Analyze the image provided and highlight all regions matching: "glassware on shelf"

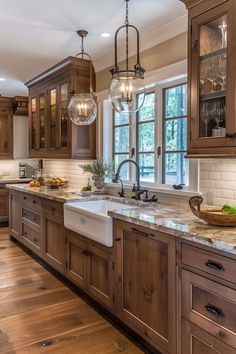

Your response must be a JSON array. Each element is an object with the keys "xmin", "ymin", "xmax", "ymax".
[
  {"xmin": 211, "ymin": 100, "xmax": 226, "ymax": 137},
  {"xmin": 201, "ymin": 102, "xmax": 212, "ymax": 137},
  {"xmin": 219, "ymin": 23, "xmax": 227, "ymax": 49},
  {"xmin": 218, "ymin": 56, "xmax": 227, "ymax": 90}
]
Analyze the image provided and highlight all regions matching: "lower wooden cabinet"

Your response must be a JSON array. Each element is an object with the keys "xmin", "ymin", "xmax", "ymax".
[
  {"xmin": 9, "ymin": 191, "xmax": 22, "ymax": 239},
  {"xmin": 114, "ymin": 220, "xmax": 176, "ymax": 354},
  {"xmin": 179, "ymin": 241, "xmax": 236, "ymax": 354},
  {"xmin": 66, "ymin": 230, "xmax": 114, "ymax": 309},
  {"xmin": 182, "ymin": 319, "xmax": 236, "ymax": 354},
  {"xmin": 43, "ymin": 212, "xmax": 66, "ymax": 273},
  {"xmin": 66, "ymin": 231, "xmax": 87, "ymax": 289},
  {"xmin": 0, "ymin": 185, "xmax": 9, "ymax": 222}
]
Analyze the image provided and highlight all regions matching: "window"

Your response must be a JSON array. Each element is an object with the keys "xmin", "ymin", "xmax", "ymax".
[
  {"xmin": 137, "ymin": 92, "xmax": 155, "ymax": 183},
  {"xmin": 163, "ymin": 84, "xmax": 188, "ymax": 185},
  {"xmin": 113, "ymin": 111, "xmax": 130, "ymax": 180},
  {"xmin": 109, "ymin": 78, "xmax": 197, "ymax": 191}
]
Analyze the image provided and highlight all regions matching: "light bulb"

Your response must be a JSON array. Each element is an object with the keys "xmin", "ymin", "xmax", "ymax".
[
  {"xmin": 109, "ymin": 73, "xmax": 145, "ymax": 114},
  {"xmin": 68, "ymin": 93, "xmax": 97, "ymax": 125}
]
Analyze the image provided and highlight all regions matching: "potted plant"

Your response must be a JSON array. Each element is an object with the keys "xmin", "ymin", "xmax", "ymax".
[{"xmin": 81, "ymin": 159, "xmax": 114, "ymax": 190}]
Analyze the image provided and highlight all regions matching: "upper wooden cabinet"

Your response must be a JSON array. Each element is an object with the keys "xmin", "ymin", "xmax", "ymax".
[
  {"xmin": 0, "ymin": 97, "xmax": 13, "ymax": 159},
  {"xmin": 25, "ymin": 57, "xmax": 96, "ymax": 159},
  {"xmin": 181, "ymin": 0, "xmax": 236, "ymax": 157}
]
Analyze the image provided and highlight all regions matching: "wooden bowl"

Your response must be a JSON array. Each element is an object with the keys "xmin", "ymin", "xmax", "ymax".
[{"xmin": 189, "ymin": 196, "xmax": 236, "ymax": 227}]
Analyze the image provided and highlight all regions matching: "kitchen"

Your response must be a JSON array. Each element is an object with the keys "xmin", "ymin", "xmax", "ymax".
[{"xmin": 0, "ymin": 0, "xmax": 235, "ymax": 353}]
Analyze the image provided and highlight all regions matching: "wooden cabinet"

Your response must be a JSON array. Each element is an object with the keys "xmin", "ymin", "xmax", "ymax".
[
  {"xmin": 26, "ymin": 56, "xmax": 96, "ymax": 159},
  {"xmin": 179, "ymin": 240, "xmax": 236, "ymax": 353},
  {"xmin": 0, "ymin": 185, "xmax": 9, "ymax": 222},
  {"xmin": 66, "ymin": 230, "xmax": 114, "ymax": 309},
  {"xmin": 9, "ymin": 191, "xmax": 22, "ymax": 239},
  {"xmin": 181, "ymin": 0, "xmax": 236, "ymax": 157},
  {"xmin": 114, "ymin": 220, "xmax": 176, "ymax": 354},
  {"xmin": 182, "ymin": 318, "xmax": 236, "ymax": 354},
  {"xmin": 0, "ymin": 97, "xmax": 13, "ymax": 159},
  {"xmin": 43, "ymin": 212, "xmax": 66, "ymax": 273}
]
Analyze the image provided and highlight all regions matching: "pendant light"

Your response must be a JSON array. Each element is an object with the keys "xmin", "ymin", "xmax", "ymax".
[
  {"xmin": 68, "ymin": 30, "xmax": 97, "ymax": 125},
  {"xmin": 109, "ymin": 0, "xmax": 145, "ymax": 114}
]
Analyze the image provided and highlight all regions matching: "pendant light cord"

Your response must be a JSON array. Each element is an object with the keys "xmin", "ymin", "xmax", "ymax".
[{"xmin": 125, "ymin": 0, "xmax": 129, "ymax": 72}]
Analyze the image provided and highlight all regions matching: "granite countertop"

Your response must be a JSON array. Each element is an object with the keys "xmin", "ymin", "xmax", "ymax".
[
  {"xmin": 107, "ymin": 199, "xmax": 236, "ymax": 256},
  {"xmin": 6, "ymin": 184, "xmax": 236, "ymax": 255},
  {"xmin": 6, "ymin": 183, "xmax": 89, "ymax": 202},
  {"xmin": 0, "ymin": 178, "xmax": 31, "ymax": 184}
]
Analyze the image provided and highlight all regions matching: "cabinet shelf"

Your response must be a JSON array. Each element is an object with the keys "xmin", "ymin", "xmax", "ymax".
[
  {"xmin": 200, "ymin": 90, "xmax": 226, "ymax": 101},
  {"xmin": 200, "ymin": 47, "xmax": 227, "ymax": 61}
]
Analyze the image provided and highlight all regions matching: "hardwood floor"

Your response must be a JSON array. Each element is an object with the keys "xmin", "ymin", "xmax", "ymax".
[{"xmin": 0, "ymin": 231, "xmax": 144, "ymax": 354}]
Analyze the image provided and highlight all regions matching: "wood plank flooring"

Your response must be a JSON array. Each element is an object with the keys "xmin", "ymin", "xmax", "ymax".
[{"xmin": 0, "ymin": 231, "xmax": 144, "ymax": 354}]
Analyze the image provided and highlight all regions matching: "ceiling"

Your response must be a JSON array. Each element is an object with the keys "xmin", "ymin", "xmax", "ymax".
[{"xmin": 0, "ymin": 0, "xmax": 187, "ymax": 97}]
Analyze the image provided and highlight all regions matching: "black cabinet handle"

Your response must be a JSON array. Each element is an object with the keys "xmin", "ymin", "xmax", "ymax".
[
  {"xmin": 81, "ymin": 250, "xmax": 91, "ymax": 256},
  {"xmin": 33, "ymin": 238, "xmax": 38, "ymax": 242},
  {"xmin": 131, "ymin": 227, "xmax": 155, "ymax": 238},
  {"xmin": 205, "ymin": 303, "xmax": 224, "ymax": 317},
  {"xmin": 24, "ymin": 196, "xmax": 27, "ymax": 200},
  {"xmin": 131, "ymin": 227, "xmax": 149, "ymax": 237},
  {"xmin": 33, "ymin": 200, "xmax": 36, "ymax": 204},
  {"xmin": 205, "ymin": 260, "xmax": 225, "ymax": 271},
  {"xmin": 226, "ymin": 133, "xmax": 236, "ymax": 139},
  {"xmin": 51, "ymin": 207, "xmax": 55, "ymax": 212},
  {"xmin": 24, "ymin": 232, "xmax": 27, "ymax": 236}
]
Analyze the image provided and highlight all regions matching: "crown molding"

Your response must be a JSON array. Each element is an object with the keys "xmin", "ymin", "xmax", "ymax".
[{"xmin": 179, "ymin": 0, "xmax": 204, "ymax": 9}]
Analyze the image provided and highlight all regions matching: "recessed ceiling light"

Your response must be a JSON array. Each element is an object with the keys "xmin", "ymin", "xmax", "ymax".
[
  {"xmin": 0, "ymin": 78, "xmax": 5, "ymax": 81},
  {"xmin": 100, "ymin": 32, "xmax": 111, "ymax": 38}
]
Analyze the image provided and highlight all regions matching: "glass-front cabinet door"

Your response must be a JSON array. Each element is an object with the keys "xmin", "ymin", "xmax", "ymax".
[
  {"xmin": 30, "ymin": 97, "xmax": 37, "ymax": 151},
  {"xmin": 39, "ymin": 94, "xmax": 46, "ymax": 150},
  {"xmin": 49, "ymin": 88, "xmax": 57, "ymax": 150},
  {"xmin": 59, "ymin": 82, "xmax": 69, "ymax": 150},
  {"xmin": 190, "ymin": 1, "xmax": 236, "ymax": 150}
]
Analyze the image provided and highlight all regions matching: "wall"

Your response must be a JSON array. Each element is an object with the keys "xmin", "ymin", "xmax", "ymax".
[
  {"xmin": 43, "ymin": 160, "xmax": 92, "ymax": 190},
  {"xmin": 0, "ymin": 159, "xmax": 38, "ymax": 179},
  {"xmin": 200, "ymin": 160, "xmax": 236, "ymax": 206},
  {"xmin": 96, "ymin": 32, "xmax": 187, "ymax": 92}
]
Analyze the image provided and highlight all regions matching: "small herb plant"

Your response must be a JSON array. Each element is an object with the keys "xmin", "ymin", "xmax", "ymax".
[{"xmin": 81, "ymin": 160, "xmax": 114, "ymax": 179}]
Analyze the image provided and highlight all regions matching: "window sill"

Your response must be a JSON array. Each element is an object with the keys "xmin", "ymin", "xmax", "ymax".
[{"xmin": 104, "ymin": 182, "xmax": 201, "ymax": 200}]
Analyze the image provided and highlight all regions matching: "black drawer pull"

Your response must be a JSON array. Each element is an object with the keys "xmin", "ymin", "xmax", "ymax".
[
  {"xmin": 81, "ymin": 250, "xmax": 91, "ymax": 256},
  {"xmin": 205, "ymin": 303, "xmax": 224, "ymax": 317},
  {"xmin": 131, "ymin": 227, "xmax": 155, "ymax": 238},
  {"xmin": 24, "ymin": 231, "xmax": 27, "ymax": 236},
  {"xmin": 33, "ymin": 238, "xmax": 38, "ymax": 242},
  {"xmin": 33, "ymin": 200, "xmax": 36, "ymax": 204},
  {"xmin": 205, "ymin": 260, "xmax": 225, "ymax": 271},
  {"xmin": 51, "ymin": 207, "xmax": 55, "ymax": 212},
  {"xmin": 24, "ymin": 196, "xmax": 27, "ymax": 200}
]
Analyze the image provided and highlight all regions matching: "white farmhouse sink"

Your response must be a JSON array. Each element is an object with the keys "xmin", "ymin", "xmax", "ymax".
[{"xmin": 64, "ymin": 200, "xmax": 137, "ymax": 247}]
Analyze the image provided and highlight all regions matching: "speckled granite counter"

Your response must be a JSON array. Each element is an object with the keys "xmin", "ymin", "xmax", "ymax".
[
  {"xmin": 108, "ymin": 202, "xmax": 236, "ymax": 256},
  {"xmin": 6, "ymin": 184, "xmax": 236, "ymax": 255},
  {"xmin": 6, "ymin": 184, "xmax": 89, "ymax": 203},
  {"xmin": 0, "ymin": 178, "xmax": 31, "ymax": 184}
]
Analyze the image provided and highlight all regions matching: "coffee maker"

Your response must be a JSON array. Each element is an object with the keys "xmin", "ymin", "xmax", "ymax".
[{"xmin": 19, "ymin": 162, "xmax": 27, "ymax": 178}]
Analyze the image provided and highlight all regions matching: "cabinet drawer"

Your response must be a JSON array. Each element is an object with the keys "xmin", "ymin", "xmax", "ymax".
[
  {"xmin": 42, "ymin": 199, "xmax": 63, "ymax": 218},
  {"xmin": 22, "ymin": 223, "xmax": 41, "ymax": 249},
  {"xmin": 182, "ymin": 269, "xmax": 236, "ymax": 348},
  {"xmin": 182, "ymin": 243, "xmax": 236, "ymax": 284},
  {"xmin": 21, "ymin": 193, "xmax": 41, "ymax": 209},
  {"xmin": 22, "ymin": 207, "xmax": 40, "ymax": 226},
  {"xmin": 182, "ymin": 318, "xmax": 236, "ymax": 354}
]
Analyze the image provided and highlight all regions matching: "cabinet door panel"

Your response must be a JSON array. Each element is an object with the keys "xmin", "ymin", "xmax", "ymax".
[
  {"xmin": 9, "ymin": 192, "xmax": 22, "ymax": 239},
  {"xmin": 115, "ymin": 221, "xmax": 176, "ymax": 353},
  {"xmin": 87, "ymin": 244, "xmax": 113, "ymax": 309},
  {"xmin": 0, "ymin": 110, "xmax": 12, "ymax": 159},
  {"xmin": 43, "ymin": 213, "xmax": 65, "ymax": 273},
  {"xmin": 66, "ymin": 231, "xmax": 87, "ymax": 289},
  {"xmin": 189, "ymin": 1, "xmax": 236, "ymax": 152}
]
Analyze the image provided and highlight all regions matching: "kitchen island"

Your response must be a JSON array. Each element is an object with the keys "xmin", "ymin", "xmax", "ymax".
[{"xmin": 7, "ymin": 184, "xmax": 236, "ymax": 354}]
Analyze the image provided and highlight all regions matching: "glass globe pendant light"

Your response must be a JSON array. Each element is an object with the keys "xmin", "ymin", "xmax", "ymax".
[
  {"xmin": 109, "ymin": 0, "xmax": 145, "ymax": 114},
  {"xmin": 68, "ymin": 30, "xmax": 97, "ymax": 125}
]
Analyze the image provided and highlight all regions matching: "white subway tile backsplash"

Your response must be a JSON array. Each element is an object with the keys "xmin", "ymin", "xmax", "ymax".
[{"xmin": 200, "ymin": 159, "xmax": 236, "ymax": 206}]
